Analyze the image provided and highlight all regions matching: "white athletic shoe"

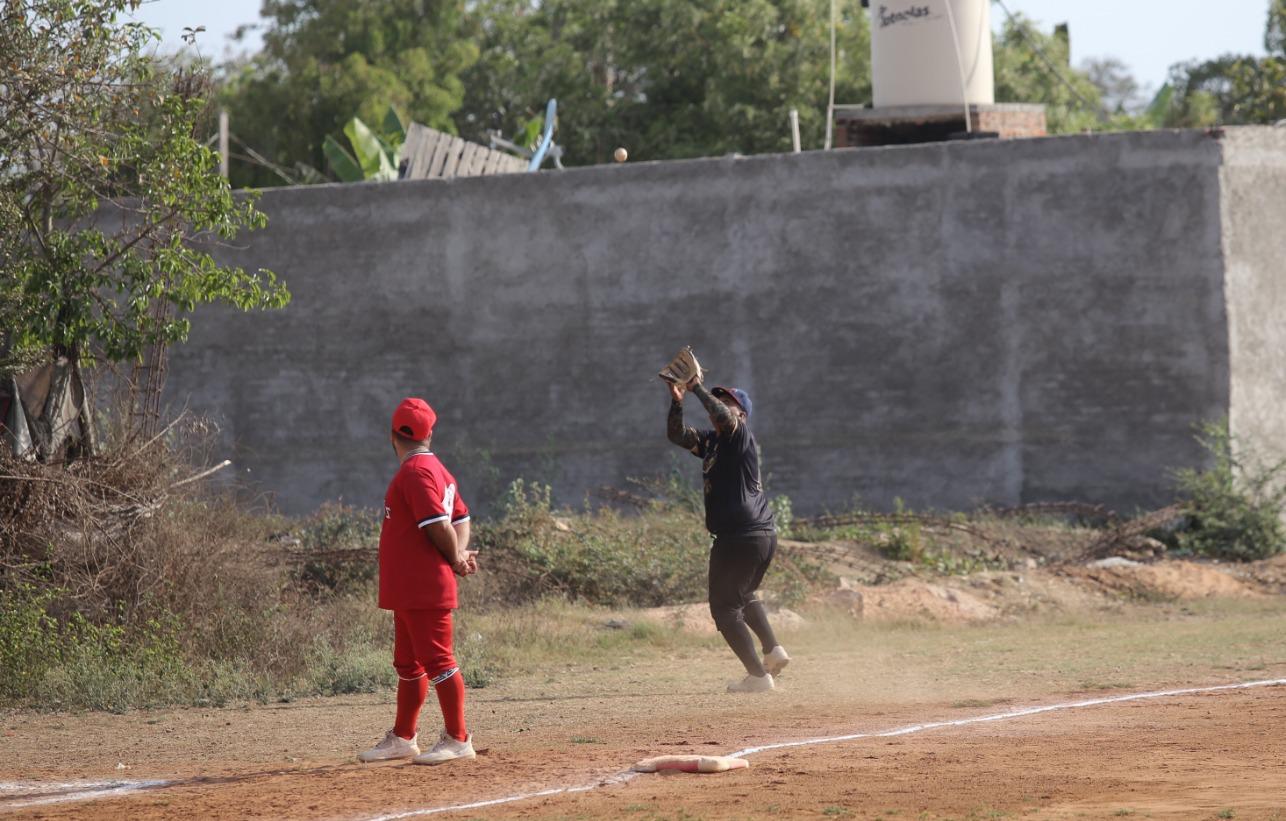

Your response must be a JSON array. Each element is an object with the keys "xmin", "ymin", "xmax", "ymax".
[
  {"xmin": 727, "ymin": 673, "xmax": 775, "ymax": 693},
  {"xmin": 413, "ymin": 730, "xmax": 476, "ymax": 765},
  {"xmin": 763, "ymin": 645, "xmax": 791, "ymax": 676},
  {"xmin": 358, "ymin": 729, "xmax": 419, "ymax": 763}
]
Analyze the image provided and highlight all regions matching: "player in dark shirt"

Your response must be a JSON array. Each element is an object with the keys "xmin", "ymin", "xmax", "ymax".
[{"xmin": 667, "ymin": 373, "xmax": 790, "ymax": 693}]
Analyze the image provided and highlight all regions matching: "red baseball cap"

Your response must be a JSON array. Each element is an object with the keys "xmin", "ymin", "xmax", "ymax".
[{"xmin": 392, "ymin": 397, "xmax": 436, "ymax": 440}]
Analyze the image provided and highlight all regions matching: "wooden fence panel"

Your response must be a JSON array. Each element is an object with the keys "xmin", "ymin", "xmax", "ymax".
[{"xmin": 401, "ymin": 123, "xmax": 528, "ymax": 180}]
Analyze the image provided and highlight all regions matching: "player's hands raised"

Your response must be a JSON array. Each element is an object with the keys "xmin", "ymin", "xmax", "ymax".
[
  {"xmin": 658, "ymin": 346, "xmax": 702, "ymax": 393},
  {"xmin": 669, "ymin": 381, "xmax": 686, "ymax": 402}
]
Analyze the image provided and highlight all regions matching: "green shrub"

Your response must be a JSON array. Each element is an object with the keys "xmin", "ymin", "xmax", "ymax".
[
  {"xmin": 0, "ymin": 585, "xmax": 193, "ymax": 711},
  {"xmin": 769, "ymin": 494, "xmax": 794, "ymax": 537},
  {"xmin": 874, "ymin": 502, "xmax": 925, "ymax": 562},
  {"xmin": 0, "ymin": 584, "xmax": 61, "ymax": 699},
  {"xmin": 291, "ymin": 503, "xmax": 381, "ymax": 594},
  {"xmin": 1175, "ymin": 422, "xmax": 1286, "ymax": 562},
  {"xmin": 475, "ymin": 479, "xmax": 709, "ymax": 607},
  {"xmin": 302, "ymin": 639, "xmax": 392, "ymax": 696}
]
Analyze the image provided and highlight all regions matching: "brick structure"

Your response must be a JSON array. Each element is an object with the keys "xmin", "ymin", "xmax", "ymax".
[{"xmin": 835, "ymin": 103, "xmax": 1047, "ymax": 148}]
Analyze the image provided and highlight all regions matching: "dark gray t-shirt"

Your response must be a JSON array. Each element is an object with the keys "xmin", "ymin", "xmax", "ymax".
[{"xmin": 693, "ymin": 423, "xmax": 775, "ymax": 538}]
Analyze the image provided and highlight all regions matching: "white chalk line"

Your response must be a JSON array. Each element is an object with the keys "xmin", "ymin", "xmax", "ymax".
[
  {"xmin": 2, "ymin": 679, "xmax": 1280, "ymax": 817},
  {"xmin": 360, "ymin": 773, "xmax": 638, "ymax": 821},
  {"xmin": 730, "ymin": 677, "xmax": 1286, "ymax": 756},
  {"xmin": 358, "ymin": 677, "xmax": 1286, "ymax": 821},
  {"xmin": 0, "ymin": 779, "xmax": 173, "ymax": 810}
]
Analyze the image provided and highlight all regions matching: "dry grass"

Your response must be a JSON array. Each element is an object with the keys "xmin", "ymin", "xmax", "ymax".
[
  {"xmin": 0, "ymin": 415, "xmax": 398, "ymax": 710},
  {"xmin": 0, "ymin": 428, "xmax": 725, "ymax": 710},
  {"xmin": 3, "ymin": 414, "xmax": 1280, "ymax": 714}
]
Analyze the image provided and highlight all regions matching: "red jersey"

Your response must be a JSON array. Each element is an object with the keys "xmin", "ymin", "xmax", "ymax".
[{"xmin": 378, "ymin": 452, "xmax": 470, "ymax": 610}]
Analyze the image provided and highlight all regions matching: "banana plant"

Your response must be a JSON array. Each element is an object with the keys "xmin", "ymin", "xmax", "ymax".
[{"xmin": 323, "ymin": 106, "xmax": 407, "ymax": 182}]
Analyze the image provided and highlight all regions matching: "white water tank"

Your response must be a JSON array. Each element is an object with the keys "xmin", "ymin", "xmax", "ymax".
[{"xmin": 870, "ymin": 0, "xmax": 995, "ymax": 107}]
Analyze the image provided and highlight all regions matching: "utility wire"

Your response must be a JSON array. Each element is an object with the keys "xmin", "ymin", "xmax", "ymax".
[
  {"xmin": 227, "ymin": 133, "xmax": 300, "ymax": 185},
  {"xmin": 993, "ymin": 0, "xmax": 1108, "ymax": 123}
]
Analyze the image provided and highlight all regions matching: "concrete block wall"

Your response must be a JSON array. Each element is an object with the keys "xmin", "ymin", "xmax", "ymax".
[
  {"xmin": 164, "ymin": 128, "xmax": 1286, "ymax": 516},
  {"xmin": 1221, "ymin": 128, "xmax": 1286, "ymax": 473}
]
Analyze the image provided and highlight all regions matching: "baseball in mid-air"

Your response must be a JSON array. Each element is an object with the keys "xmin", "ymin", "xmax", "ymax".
[{"xmin": 614, "ymin": 147, "xmax": 628, "ymax": 163}]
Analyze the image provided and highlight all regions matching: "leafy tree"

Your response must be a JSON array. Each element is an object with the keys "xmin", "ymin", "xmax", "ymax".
[
  {"xmin": 1161, "ymin": 56, "xmax": 1285, "ymax": 127},
  {"xmin": 455, "ymin": 0, "xmax": 871, "ymax": 166},
  {"xmin": 1267, "ymin": 0, "xmax": 1286, "ymax": 55},
  {"xmin": 991, "ymin": 12, "xmax": 1107, "ymax": 133},
  {"xmin": 1159, "ymin": 0, "xmax": 1286, "ymax": 127},
  {"xmin": 1081, "ymin": 56, "xmax": 1148, "ymax": 116},
  {"xmin": 218, "ymin": 0, "xmax": 479, "ymax": 187},
  {"xmin": 1163, "ymin": 55, "xmax": 1286, "ymax": 127},
  {"xmin": 324, "ymin": 107, "xmax": 407, "ymax": 182},
  {"xmin": 0, "ymin": 0, "xmax": 288, "ymax": 459}
]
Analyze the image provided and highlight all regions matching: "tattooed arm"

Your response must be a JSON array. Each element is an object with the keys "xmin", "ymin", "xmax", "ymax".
[
  {"xmin": 666, "ymin": 383, "xmax": 701, "ymax": 451},
  {"xmin": 691, "ymin": 383, "xmax": 739, "ymax": 437}
]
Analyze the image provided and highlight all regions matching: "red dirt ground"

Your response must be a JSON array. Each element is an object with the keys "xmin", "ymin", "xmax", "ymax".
[
  {"xmin": 7, "ymin": 593, "xmax": 1286, "ymax": 820},
  {"xmin": 2, "ymin": 681, "xmax": 1283, "ymax": 820}
]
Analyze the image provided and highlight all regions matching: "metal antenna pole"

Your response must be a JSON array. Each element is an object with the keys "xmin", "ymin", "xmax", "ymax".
[
  {"xmin": 824, "ymin": 0, "xmax": 837, "ymax": 149},
  {"xmin": 942, "ymin": 0, "xmax": 973, "ymax": 133},
  {"xmin": 218, "ymin": 109, "xmax": 230, "ymax": 178}
]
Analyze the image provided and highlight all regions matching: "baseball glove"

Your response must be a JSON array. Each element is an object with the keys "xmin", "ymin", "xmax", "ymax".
[{"xmin": 658, "ymin": 345, "xmax": 703, "ymax": 386}]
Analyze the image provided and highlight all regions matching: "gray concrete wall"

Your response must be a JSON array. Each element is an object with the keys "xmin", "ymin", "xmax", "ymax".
[
  {"xmin": 167, "ymin": 129, "xmax": 1256, "ymax": 516},
  {"xmin": 1221, "ymin": 128, "xmax": 1286, "ymax": 471}
]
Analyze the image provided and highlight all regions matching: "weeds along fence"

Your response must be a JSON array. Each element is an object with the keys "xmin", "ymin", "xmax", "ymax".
[
  {"xmin": 0, "ymin": 415, "xmax": 393, "ymax": 711},
  {"xmin": 3, "ymin": 414, "xmax": 1282, "ymax": 711},
  {"xmin": 0, "ymin": 414, "xmax": 240, "ymax": 621}
]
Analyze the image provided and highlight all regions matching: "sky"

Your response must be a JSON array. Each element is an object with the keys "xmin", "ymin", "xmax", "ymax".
[{"xmin": 132, "ymin": 0, "xmax": 1271, "ymax": 93}]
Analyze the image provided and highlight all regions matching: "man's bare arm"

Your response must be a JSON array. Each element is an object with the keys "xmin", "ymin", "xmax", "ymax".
[
  {"xmin": 691, "ymin": 383, "xmax": 738, "ymax": 437},
  {"xmin": 422, "ymin": 518, "xmax": 462, "ymax": 565},
  {"xmin": 452, "ymin": 518, "xmax": 478, "ymax": 575},
  {"xmin": 452, "ymin": 518, "xmax": 471, "ymax": 553}
]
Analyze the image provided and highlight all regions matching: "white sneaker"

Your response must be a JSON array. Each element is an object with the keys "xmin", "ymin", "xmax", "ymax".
[
  {"xmin": 413, "ymin": 730, "xmax": 476, "ymax": 765},
  {"xmin": 763, "ymin": 645, "xmax": 791, "ymax": 676},
  {"xmin": 358, "ymin": 729, "xmax": 419, "ymax": 762},
  {"xmin": 727, "ymin": 673, "xmax": 775, "ymax": 693}
]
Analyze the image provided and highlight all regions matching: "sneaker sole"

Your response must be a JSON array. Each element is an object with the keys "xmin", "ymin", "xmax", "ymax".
[
  {"xmin": 726, "ymin": 682, "xmax": 775, "ymax": 693},
  {"xmin": 764, "ymin": 657, "xmax": 790, "ymax": 676}
]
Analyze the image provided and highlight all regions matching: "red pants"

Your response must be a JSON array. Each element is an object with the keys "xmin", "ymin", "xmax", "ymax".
[
  {"xmin": 392, "ymin": 609, "xmax": 467, "ymax": 741},
  {"xmin": 393, "ymin": 608, "xmax": 458, "ymax": 681}
]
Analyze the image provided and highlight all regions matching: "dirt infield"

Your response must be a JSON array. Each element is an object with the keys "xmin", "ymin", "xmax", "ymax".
[{"xmin": 4, "ymin": 603, "xmax": 1286, "ymax": 820}]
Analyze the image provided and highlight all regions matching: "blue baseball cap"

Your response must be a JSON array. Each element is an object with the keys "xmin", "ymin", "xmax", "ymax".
[{"xmin": 711, "ymin": 386, "xmax": 752, "ymax": 420}]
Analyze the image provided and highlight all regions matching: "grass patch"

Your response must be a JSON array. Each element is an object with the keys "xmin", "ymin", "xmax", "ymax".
[
  {"xmin": 0, "ymin": 432, "xmax": 727, "ymax": 711},
  {"xmin": 473, "ymin": 479, "xmax": 709, "ymax": 608},
  {"xmin": 781, "ymin": 597, "xmax": 1286, "ymax": 705},
  {"xmin": 5, "ymin": 415, "xmax": 1284, "ymax": 714},
  {"xmin": 454, "ymin": 598, "xmax": 707, "ymax": 681}
]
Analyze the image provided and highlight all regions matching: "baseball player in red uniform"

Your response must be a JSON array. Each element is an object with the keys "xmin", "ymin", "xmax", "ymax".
[{"xmin": 359, "ymin": 397, "xmax": 479, "ymax": 765}]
